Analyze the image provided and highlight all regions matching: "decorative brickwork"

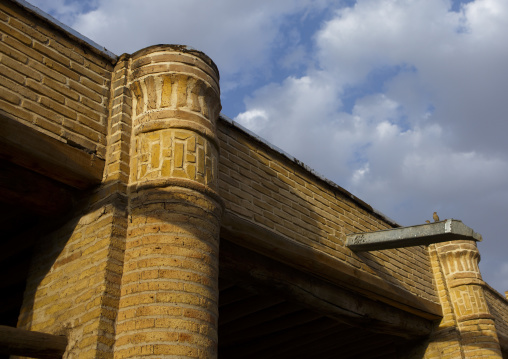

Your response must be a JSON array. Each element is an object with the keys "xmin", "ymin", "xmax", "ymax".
[
  {"xmin": 424, "ymin": 241, "xmax": 503, "ymax": 358},
  {"xmin": 113, "ymin": 45, "xmax": 223, "ymax": 359},
  {"xmin": 2, "ymin": 1, "xmax": 508, "ymax": 358},
  {"xmin": 132, "ymin": 129, "xmax": 217, "ymax": 189}
]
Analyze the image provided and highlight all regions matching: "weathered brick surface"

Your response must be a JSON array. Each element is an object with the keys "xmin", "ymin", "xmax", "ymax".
[
  {"xmin": 132, "ymin": 128, "xmax": 217, "ymax": 187},
  {"xmin": 114, "ymin": 46, "xmax": 222, "ymax": 358},
  {"xmin": 485, "ymin": 285, "xmax": 508, "ymax": 346},
  {"xmin": 422, "ymin": 241, "xmax": 503, "ymax": 358},
  {"xmin": 217, "ymin": 120, "xmax": 438, "ymax": 303},
  {"xmin": 0, "ymin": 1, "xmax": 113, "ymax": 158},
  {"xmin": 18, "ymin": 201, "xmax": 127, "ymax": 359},
  {"xmin": 15, "ymin": 12, "xmax": 129, "ymax": 358},
  {"xmin": 116, "ymin": 189, "xmax": 221, "ymax": 359},
  {"xmin": 6, "ymin": 1, "xmax": 508, "ymax": 358}
]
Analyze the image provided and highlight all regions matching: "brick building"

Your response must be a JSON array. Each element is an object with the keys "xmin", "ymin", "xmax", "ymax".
[{"xmin": 0, "ymin": 0, "xmax": 507, "ymax": 358}]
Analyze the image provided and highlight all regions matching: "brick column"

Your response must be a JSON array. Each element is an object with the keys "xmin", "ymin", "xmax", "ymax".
[
  {"xmin": 426, "ymin": 240, "xmax": 502, "ymax": 358},
  {"xmin": 114, "ymin": 45, "xmax": 223, "ymax": 358}
]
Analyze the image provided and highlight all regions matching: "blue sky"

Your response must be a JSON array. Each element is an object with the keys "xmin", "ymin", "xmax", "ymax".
[{"xmin": 29, "ymin": 0, "xmax": 508, "ymax": 294}]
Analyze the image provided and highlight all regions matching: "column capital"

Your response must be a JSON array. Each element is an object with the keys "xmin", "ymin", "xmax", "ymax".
[
  {"xmin": 436, "ymin": 240, "xmax": 482, "ymax": 282},
  {"xmin": 126, "ymin": 45, "xmax": 222, "ymax": 196},
  {"xmin": 129, "ymin": 44, "xmax": 220, "ymax": 138}
]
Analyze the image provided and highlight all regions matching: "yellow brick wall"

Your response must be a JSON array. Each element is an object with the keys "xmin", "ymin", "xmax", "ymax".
[
  {"xmin": 217, "ymin": 119, "xmax": 438, "ymax": 304},
  {"xmin": 15, "ymin": 16, "xmax": 129, "ymax": 359},
  {"xmin": 18, "ymin": 201, "xmax": 127, "ymax": 358},
  {"xmin": 422, "ymin": 241, "xmax": 504, "ymax": 358},
  {"xmin": 0, "ymin": 0, "xmax": 113, "ymax": 159},
  {"xmin": 485, "ymin": 285, "xmax": 508, "ymax": 350},
  {"xmin": 114, "ymin": 45, "xmax": 223, "ymax": 359},
  {"xmin": 116, "ymin": 189, "xmax": 221, "ymax": 358},
  {"xmin": 422, "ymin": 243, "xmax": 466, "ymax": 358},
  {"xmin": 5, "ymin": 1, "xmax": 508, "ymax": 358},
  {"xmin": 16, "ymin": 66, "xmax": 131, "ymax": 355}
]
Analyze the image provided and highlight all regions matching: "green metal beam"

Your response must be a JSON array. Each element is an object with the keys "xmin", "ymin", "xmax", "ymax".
[{"xmin": 346, "ymin": 219, "xmax": 482, "ymax": 252}]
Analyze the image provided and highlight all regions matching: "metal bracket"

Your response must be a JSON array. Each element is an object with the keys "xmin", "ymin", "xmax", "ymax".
[{"xmin": 346, "ymin": 219, "xmax": 482, "ymax": 252}]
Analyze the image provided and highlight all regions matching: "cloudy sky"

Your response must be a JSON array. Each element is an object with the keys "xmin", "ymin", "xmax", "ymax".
[{"xmin": 28, "ymin": 0, "xmax": 508, "ymax": 294}]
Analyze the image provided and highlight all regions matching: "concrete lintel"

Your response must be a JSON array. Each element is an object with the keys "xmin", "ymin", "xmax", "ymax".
[{"xmin": 346, "ymin": 219, "xmax": 482, "ymax": 252}]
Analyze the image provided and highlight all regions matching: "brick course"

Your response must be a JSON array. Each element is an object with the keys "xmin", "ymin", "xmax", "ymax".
[
  {"xmin": 0, "ymin": 1, "xmax": 112, "ymax": 158},
  {"xmin": 422, "ymin": 241, "xmax": 504, "ymax": 358},
  {"xmin": 112, "ymin": 46, "xmax": 223, "ymax": 358},
  {"xmin": 3, "ymin": 1, "xmax": 508, "ymax": 358},
  {"xmin": 218, "ymin": 120, "xmax": 438, "ymax": 304}
]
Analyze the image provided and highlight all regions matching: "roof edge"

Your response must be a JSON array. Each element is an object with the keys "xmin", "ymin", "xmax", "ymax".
[
  {"xmin": 484, "ymin": 281, "xmax": 508, "ymax": 303},
  {"xmin": 8, "ymin": 0, "xmax": 118, "ymax": 63},
  {"xmin": 219, "ymin": 113, "xmax": 400, "ymax": 228}
]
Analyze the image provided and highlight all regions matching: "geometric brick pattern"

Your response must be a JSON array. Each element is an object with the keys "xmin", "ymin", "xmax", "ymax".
[
  {"xmin": 115, "ymin": 45, "xmax": 222, "ymax": 358},
  {"xmin": 451, "ymin": 284, "xmax": 490, "ymax": 320},
  {"xmin": 131, "ymin": 73, "xmax": 219, "ymax": 126},
  {"xmin": 4, "ymin": 2, "xmax": 508, "ymax": 358},
  {"xmin": 438, "ymin": 244, "xmax": 481, "ymax": 279},
  {"xmin": 132, "ymin": 129, "xmax": 217, "ymax": 190},
  {"xmin": 425, "ymin": 241, "xmax": 503, "ymax": 358}
]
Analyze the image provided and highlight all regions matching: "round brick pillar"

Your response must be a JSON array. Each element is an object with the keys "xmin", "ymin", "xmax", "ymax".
[
  {"xmin": 435, "ymin": 240, "xmax": 502, "ymax": 358},
  {"xmin": 115, "ymin": 45, "xmax": 222, "ymax": 358}
]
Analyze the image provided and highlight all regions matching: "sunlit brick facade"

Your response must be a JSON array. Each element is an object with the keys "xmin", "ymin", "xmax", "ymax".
[{"xmin": 0, "ymin": 1, "xmax": 506, "ymax": 358}]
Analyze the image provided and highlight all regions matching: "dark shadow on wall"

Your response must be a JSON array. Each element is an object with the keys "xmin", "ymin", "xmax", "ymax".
[
  {"xmin": 217, "ymin": 118, "xmax": 438, "ymax": 312},
  {"xmin": 7, "ymin": 117, "xmax": 447, "ymax": 358},
  {"xmin": 215, "ymin": 119, "xmax": 441, "ymax": 358},
  {"xmin": 12, "ymin": 178, "xmax": 128, "ymax": 346}
]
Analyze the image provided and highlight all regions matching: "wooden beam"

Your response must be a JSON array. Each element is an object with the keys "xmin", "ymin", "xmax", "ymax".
[
  {"xmin": 0, "ymin": 115, "xmax": 104, "ymax": 189},
  {"xmin": 221, "ymin": 317, "xmax": 340, "ymax": 359},
  {"xmin": 219, "ymin": 294, "xmax": 284, "ymax": 325},
  {"xmin": 0, "ymin": 160, "xmax": 75, "ymax": 215},
  {"xmin": 219, "ymin": 285, "xmax": 256, "ymax": 307},
  {"xmin": 0, "ymin": 325, "xmax": 67, "ymax": 359},
  {"xmin": 220, "ymin": 239, "xmax": 434, "ymax": 339},
  {"xmin": 219, "ymin": 301, "xmax": 302, "ymax": 339},
  {"xmin": 220, "ymin": 308, "xmax": 320, "ymax": 347},
  {"xmin": 220, "ymin": 210, "xmax": 442, "ymax": 320}
]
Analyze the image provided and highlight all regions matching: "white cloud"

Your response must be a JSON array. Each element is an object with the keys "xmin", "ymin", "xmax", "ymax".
[
  {"xmin": 30, "ymin": 0, "xmax": 508, "ymax": 293},
  {"xmin": 316, "ymin": 0, "xmax": 508, "ymax": 155},
  {"xmin": 235, "ymin": 109, "xmax": 269, "ymax": 134},
  {"xmin": 235, "ymin": 0, "xmax": 508, "ymax": 292},
  {"xmin": 30, "ymin": 0, "xmax": 331, "ymax": 93},
  {"xmin": 28, "ymin": 0, "xmax": 99, "ymax": 25},
  {"xmin": 59, "ymin": 0, "xmax": 327, "ymax": 89}
]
